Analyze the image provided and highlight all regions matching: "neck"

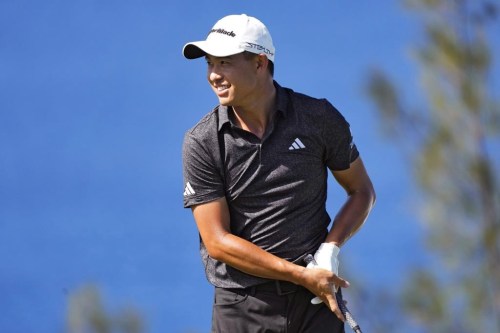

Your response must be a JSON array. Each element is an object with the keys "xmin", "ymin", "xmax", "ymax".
[{"xmin": 232, "ymin": 79, "xmax": 276, "ymax": 139}]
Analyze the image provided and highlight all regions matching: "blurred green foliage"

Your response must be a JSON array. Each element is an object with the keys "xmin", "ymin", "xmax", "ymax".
[
  {"xmin": 66, "ymin": 285, "xmax": 144, "ymax": 333},
  {"xmin": 367, "ymin": 0, "xmax": 500, "ymax": 332}
]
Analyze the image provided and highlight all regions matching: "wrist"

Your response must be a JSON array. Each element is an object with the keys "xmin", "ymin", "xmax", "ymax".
[
  {"xmin": 317, "ymin": 242, "xmax": 340, "ymax": 257},
  {"xmin": 289, "ymin": 264, "xmax": 308, "ymax": 285},
  {"xmin": 314, "ymin": 243, "xmax": 340, "ymax": 275}
]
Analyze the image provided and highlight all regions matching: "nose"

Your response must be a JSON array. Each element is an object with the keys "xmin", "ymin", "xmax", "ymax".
[{"xmin": 208, "ymin": 65, "xmax": 223, "ymax": 83}]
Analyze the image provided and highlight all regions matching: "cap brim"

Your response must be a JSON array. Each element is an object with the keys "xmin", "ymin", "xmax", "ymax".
[{"xmin": 182, "ymin": 41, "xmax": 244, "ymax": 59}]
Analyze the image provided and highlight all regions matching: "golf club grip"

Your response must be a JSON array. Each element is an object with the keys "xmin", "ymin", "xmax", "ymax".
[{"xmin": 336, "ymin": 292, "xmax": 362, "ymax": 333}]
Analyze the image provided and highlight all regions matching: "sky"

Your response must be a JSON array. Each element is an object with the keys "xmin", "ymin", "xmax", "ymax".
[{"xmin": 0, "ymin": 1, "xmax": 467, "ymax": 332}]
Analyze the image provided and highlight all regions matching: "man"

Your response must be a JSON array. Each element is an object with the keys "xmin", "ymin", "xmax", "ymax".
[{"xmin": 182, "ymin": 14, "xmax": 375, "ymax": 333}]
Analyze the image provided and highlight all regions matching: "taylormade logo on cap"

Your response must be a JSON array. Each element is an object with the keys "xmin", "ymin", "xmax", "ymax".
[
  {"xmin": 182, "ymin": 14, "xmax": 275, "ymax": 62},
  {"xmin": 209, "ymin": 28, "xmax": 236, "ymax": 37}
]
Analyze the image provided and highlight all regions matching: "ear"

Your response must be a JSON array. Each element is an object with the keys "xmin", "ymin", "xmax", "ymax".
[{"xmin": 256, "ymin": 54, "xmax": 269, "ymax": 73}]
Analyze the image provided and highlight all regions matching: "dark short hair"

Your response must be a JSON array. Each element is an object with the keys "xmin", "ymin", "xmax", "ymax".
[{"xmin": 243, "ymin": 51, "xmax": 274, "ymax": 77}]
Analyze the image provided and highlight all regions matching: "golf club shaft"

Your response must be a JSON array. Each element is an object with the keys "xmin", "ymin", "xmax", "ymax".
[
  {"xmin": 336, "ymin": 290, "xmax": 362, "ymax": 333},
  {"xmin": 304, "ymin": 254, "xmax": 363, "ymax": 333}
]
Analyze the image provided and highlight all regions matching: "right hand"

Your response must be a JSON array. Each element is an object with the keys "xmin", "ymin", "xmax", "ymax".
[{"xmin": 299, "ymin": 265, "xmax": 349, "ymax": 321}]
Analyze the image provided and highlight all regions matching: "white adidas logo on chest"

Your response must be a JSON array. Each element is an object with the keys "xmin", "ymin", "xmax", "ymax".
[{"xmin": 288, "ymin": 138, "xmax": 306, "ymax": 150}]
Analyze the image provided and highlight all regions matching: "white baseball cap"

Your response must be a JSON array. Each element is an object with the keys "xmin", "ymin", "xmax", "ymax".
[{"xmin": 182, "ymin": 14, "xmax": 275, "ymax": 62}]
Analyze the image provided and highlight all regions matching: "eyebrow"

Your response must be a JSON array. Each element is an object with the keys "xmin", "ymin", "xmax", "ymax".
[{"xmin": 205, "ymin": 55, "xmax": 234, "ymax": 61}]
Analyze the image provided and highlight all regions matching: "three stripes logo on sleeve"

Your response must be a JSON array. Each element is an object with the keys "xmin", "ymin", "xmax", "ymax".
[{"xmin": 183, "ymin": 182, "xmax": 195, "ymax": 196}]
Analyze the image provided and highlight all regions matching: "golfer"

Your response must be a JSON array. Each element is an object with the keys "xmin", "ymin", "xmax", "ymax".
[{"xmin": 182, "ymin": 14, "xmax": 376, "ymax": 333}]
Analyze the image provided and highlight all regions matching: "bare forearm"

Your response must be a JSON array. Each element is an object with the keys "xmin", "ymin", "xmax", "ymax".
[
  {"xmin": 207, "ymin": 232, "xmax": 306, "ymax": 284},
  {"xmin": 325, "ymin": 188, "xmax": 375, "ymax": 246}
]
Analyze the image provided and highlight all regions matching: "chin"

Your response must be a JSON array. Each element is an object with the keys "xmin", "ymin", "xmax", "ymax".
[{"xmin": 218, "ymin": 98, "xmax": 232, "ymax": 106}]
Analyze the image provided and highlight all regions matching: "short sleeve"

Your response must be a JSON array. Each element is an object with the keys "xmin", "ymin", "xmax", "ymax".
[
  {"xmin": 322, "ymin": 100, "xmax": 359, "ymax": 171},
  {"xmin": 182, "ymin": 131, "xmax": 225, "ymax": 208}
]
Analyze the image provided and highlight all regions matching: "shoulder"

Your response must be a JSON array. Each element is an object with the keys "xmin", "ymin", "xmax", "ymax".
[
  {"xmin": 284, "ymin": 87, "xmax": 346, "ymax": 122},
  {"xmin": 185, "ymin": 106, "xmax": 220, "ymax": 137},
  {"xmin": 287, "ymin": 88, "xmax": 324, "ymax": 106},
  {"xmin": 183, "ymin": 106, "xmax": 223, "ymax": 146},
  {"xmin": 182, "ymin": 106, "xmax": 223, "ymax": 158}
]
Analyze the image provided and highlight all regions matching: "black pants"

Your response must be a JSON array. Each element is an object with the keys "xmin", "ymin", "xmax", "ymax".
[{"xmin": 211, "ymin": 280, "xmax": 345, "ymax": 333}]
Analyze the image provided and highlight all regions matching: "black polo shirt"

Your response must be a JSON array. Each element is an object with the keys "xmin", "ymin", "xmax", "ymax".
[{"xmin": 182, "ymin": 82, "xmax": 359, "ymax": 288}]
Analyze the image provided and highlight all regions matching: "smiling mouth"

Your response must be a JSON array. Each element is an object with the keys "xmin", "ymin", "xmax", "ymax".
[
  {"xmin": 216, "ymin": 85, "xmax": 229, "ymax": 92},
  {"xmin": 214, "ymin": 84, "xmax": 230, "ymax": 97}
]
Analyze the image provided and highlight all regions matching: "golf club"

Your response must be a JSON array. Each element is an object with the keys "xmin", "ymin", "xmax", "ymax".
[{"xmin": 304, "ymin": 254, "xmax": 362, "ymax": 333}]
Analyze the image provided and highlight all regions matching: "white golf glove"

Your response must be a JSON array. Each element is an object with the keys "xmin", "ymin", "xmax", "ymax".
[{"xmin": 306, "ymin": 242, "xmax": 340, "ymax": 304}]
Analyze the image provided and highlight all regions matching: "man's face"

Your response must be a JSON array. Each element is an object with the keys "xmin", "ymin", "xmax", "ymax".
[{"xmin": 205, "ymin": 53, "xmax": 259, "ymax": 108}]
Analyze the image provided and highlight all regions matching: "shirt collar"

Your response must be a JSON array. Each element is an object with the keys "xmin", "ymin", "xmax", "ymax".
[
  {"xmin": 274, "ymin": 81, "xmax": 289, "ymax": 118},
  {"xmin": 217, "ymin": 81, "xmax": 290, "ymax": 132}
]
